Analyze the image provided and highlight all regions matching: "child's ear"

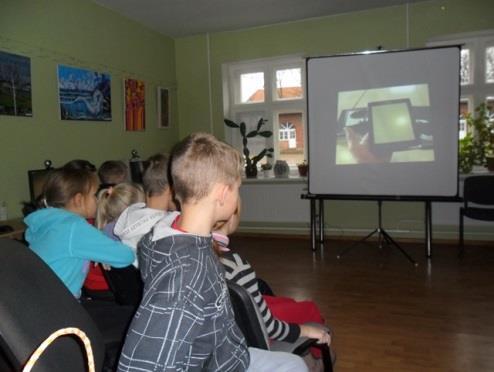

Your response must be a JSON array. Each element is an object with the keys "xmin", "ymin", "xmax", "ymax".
[
  {"xmin": 216, "ymin": 183, "xmax": 229, "ymax": 206},
  {"xmin": 72, "ymin": 192, "xmax": 84, "ymax": 208}
]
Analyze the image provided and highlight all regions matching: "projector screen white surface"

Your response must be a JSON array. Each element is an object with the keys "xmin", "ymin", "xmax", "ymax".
[{"xmin": 307, "ymin": 47, "xmax": 460, "ymax": 197}]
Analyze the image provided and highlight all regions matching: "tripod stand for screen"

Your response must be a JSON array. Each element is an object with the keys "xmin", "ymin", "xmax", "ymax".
[{"xmin": 336, "ymin": 200, "xmax": 418, "ymax": 266}]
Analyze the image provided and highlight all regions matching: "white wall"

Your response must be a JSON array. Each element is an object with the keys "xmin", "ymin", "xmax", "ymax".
[{"xmin": 239, "ymin": 174, "xmax": 494, "ymax": 241}]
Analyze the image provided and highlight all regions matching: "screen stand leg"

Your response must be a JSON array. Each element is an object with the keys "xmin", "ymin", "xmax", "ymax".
[{"xmin": 336, "ymin": 200, "xmax": 418, "ymax": 266}]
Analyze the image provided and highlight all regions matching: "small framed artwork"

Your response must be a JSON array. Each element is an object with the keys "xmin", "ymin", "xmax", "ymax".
[
  {"xmin": 124, "ymin": 78, "xmax": 145, "ymax": 131},
  {"xmin": 58, "ymin": 64, "xmax": 112, "ymax": 121},
  {"xmin": 157, "ymin": 87, "xmax": 170, "ymax": 128},
  {"xmin": 0, "ymin": 50, "xmax": 32, "ymax": 117}
]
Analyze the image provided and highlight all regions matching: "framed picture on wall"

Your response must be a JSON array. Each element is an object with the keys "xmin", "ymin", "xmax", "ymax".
[
  {"xmin": 0, "ymin": 50, "xmax": 32, "ymax": 117},
  {"xmin": 157, "ymin": 87, "xmax": 170, "ymax": 128},
  {"xmin": 58, "ymin": 64, "xmax": 112, "ymax": 121},
  {"xmin": 124, "ymin": 78, "xmax": 145, "ymax": 131}
]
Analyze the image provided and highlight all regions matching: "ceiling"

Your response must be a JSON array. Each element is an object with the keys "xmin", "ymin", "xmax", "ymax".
[{"xmin": 92, "ymin": 0, "xmax": 426, "ymax": 38}]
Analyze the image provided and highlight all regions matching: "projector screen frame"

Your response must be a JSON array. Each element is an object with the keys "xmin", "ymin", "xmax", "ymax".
[{"xmin": 305, "ymin": 45, "xmax": 461, "ymax": 201}]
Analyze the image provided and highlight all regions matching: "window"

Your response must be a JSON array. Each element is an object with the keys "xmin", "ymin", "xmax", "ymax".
[
  {"xmin": 279, "ymin": 121, "xmax": 297, "ymax": 149},
  {"xmin": 486, "ymin": 47, "xmax": 494, "ymax": 83},
  {"xmin": 428, "ymin": 31, "xmax": 494, "ymax": 138},
  {"xmin": 224, "ymin": 57, "xmax": 306, "ymax": 172},
  {"xmin": 460, "ymin": 49, "xmax": 472, "ymax": 85},
  {"xmin": 240, "ymin": 72, "xmax": 264, "ymax": 103},
  {"xmin": 459, "ymin": 98, "xmax": 471, "ymax": 139}
]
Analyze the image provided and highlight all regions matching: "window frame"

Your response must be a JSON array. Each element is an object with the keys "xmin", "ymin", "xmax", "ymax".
[
  {"xmin": 223, "ymin": 56, "xmax": 307, "ymax": 173},
  {"xmin": 428, "ymin": 30, "xmax": 494, "ymax": 137}
]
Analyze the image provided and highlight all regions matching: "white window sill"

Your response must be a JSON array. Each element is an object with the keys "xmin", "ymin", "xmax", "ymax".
[
  {"xmin": 242, "ymin": 175, "xmax": 307, "ymax": 185},
  {"xmin": 459, "ymin": 166, "xmax": 494, "ymax": 180}
]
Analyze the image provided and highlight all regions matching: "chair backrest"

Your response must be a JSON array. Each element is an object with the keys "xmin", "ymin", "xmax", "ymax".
[
  {"xmin": 463, "ymin": 175, "xmax": 494, "ymax": 206},
  {"xmin": 0, "ymin": 239, "xmax": 105, "ymax": 372},
  {"xmin": 102, "ymin": 264, "xmax": 143, "ymax": 307},
  {"xmin": 226, "ymin": 281, "xmax": 270, "ymax": 350},
  {"xmin": 227, "ymin": 280, "xmax": 334, "ymax": 372}
]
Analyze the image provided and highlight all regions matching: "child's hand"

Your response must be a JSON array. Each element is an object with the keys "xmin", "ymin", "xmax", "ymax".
[{"xmin": 299, "ymin": 324, "xmax": 331, "ymax": 346}]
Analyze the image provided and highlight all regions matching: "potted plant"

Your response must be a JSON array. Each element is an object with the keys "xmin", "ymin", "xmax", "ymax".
[
  {"xmin": 260, "ymin": 162, "xmax": 273, "ymax": 178},
  {"xmin": 459, "ymin": 103, "xmax": 494, "ymax": 173},
  {"xmin": 297, "ymin": 160, "xmax": 309, "ymax": 177},
  {"xmin": 224, "ymin": 118, "xmax": 274, "ymax": 178},
  {"xmin": 459, "ymin": 133, "xmax": 475, "ymax": 174}
]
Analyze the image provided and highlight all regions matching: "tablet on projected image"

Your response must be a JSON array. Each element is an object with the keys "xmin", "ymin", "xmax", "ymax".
[{"xmin": 368, "ymin": 99, "xmax": 419, "ymax": 154}]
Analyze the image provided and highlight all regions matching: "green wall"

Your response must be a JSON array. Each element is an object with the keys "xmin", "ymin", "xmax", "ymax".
[
  {"xmin": 176, "ymin": 0, "xmax": 494, "ymax": 139},
  {"xmin": 175, "ymin": 0, "xmax": 494, "ymax": 238},
  {"xmin": 0, "ymin": 0, "xmax": 179, "ymax": 218},
  {"xmin": 1, "ymin": 0, "xmax": 492, "ymax": 233}
]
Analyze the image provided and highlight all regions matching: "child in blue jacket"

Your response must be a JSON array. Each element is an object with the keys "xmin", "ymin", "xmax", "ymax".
[{"xmin": 25, "ymin": 165, "xmax": 135, "ymax": 298}]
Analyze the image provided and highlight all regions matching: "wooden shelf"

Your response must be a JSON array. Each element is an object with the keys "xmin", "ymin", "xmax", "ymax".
[{"xmin": 0, "ymin": 217, "xmax": 26, "ymax": 240}]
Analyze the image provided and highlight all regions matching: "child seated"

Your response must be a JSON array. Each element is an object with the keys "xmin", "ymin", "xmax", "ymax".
[
  {"xmin": 113, "ymin": 153, "xmax": 178, "ymax": 258},
  {"xmin": 96, "ymin": 182, "xmax": 145, "ymax": 241},
  {"xmin": 95, "ymin": 182, "xmax": 146, "ymax": 306},
  {"xmin": 24, "ymin": 166, "xmax": 135, "ymax": 298},
  {"xmin": 118, "ymin": 133, "xmax": 308, "ymax": 371},
  {"xmin": 214, "ymin": 199, "xmax": 330, "ymax": 363},
  {"xmin": 98, "ymin": 160, "xmax": 129, "ymax": 190},
  {"xmin": 141, "ymin": 153, "xmax": 175, "ymax": 210}
]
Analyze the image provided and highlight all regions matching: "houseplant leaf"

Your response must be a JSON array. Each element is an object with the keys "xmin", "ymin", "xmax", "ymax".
[
  {"xmin": 224, "ymin": 119, "xmax": 239, "ymax": 128},
  {"xmin": 258, "ymin": 131, "xmax": 273, "ymax": 138}
]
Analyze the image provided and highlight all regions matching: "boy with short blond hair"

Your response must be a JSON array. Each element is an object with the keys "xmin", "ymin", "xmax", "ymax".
[{"xmin": 118, "ymin": 133, "xmax": 307, "ymax": 372}]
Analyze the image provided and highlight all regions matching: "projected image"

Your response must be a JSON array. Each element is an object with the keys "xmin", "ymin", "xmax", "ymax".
[{"xmin": 335, "ymin": 84, "xmax": 434, "ymax": 164}]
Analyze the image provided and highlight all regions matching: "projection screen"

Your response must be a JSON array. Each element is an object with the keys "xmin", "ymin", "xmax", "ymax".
[{"xmin": 307, "ymin": 46, "xmax": 460, "ymax": 198}]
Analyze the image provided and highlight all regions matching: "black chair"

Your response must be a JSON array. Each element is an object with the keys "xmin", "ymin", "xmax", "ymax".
[
  {"xmin": 102, "ymin": 264, "xmax": 143, "ymax": 308},
  {"xmin": 227, "ymin": 281, "xmax": 334, "ymax": 372},
  {"xmin": 0, "ymin": 238, "xmax": 105, "ymax": 371},
  {"xmin": 459, "ymin": 175, "xmax": 494, "ymax": 256}
]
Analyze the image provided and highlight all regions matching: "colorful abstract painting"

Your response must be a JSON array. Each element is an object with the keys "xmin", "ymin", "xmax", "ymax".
[
  {"xmin": 58, "ymin": 65, "xmax": 112, "ymax": 121},
  {"xmin": 157, "ymin": 87, "xmax": 170, "ymax": 128},
  {"xmin": 125, "ymin": 78, "xmax": 145, "ymax": 131},
  {"xmin": 0, "ymin": 50, "xmax": 32, "ymax": 117}
]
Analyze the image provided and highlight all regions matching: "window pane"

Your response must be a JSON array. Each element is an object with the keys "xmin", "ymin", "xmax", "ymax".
[
  {"xmin": 487, "ymin": 97, "xmax": 494, "ymax": 125},
  {"xmin": 240, "ymin": 72, "xmax": 264, "ymax": 103},
  {"xmin": 459, "ymin": 99, "xmax": 470, "ymax": 139},
  {"xmin": 486, "ymin": 47, "xmax": 494, "ymax": 83},
  {"xmin": 460, "ymin": 49, "xmax": 471, "ymax": 85},
  {"xmin": 275, "ymin": 68, "xmax": 302, "ymax": 100},
  {"xmin": 277, "ymin": 112, "xmax": 304, "ymax": 165}
]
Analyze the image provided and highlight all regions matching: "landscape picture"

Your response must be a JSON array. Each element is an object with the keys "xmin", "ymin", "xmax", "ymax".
[
  {"xmin": 58, "ymin": 64, "xmax": 112, "ymax": 121},
  {"xmin": 0, "ymin": 50, "xmax": 32, "ymax": 117}
]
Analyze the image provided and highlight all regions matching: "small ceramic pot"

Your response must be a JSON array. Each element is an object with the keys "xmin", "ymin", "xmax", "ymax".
[
  {"xmin": 297, "ymin": 163, "xmax": 308, "ymax": 177},
  {"xmin": 273, "ymin": 160, "xmax": 290, "ymax": 178}
]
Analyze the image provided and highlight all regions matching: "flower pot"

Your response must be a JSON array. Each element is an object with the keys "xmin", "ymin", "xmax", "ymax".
[
  {"xmin": 297, "ymin": 164, "xmax": 308, "ymax": 177},
  {"xmin": 273, "ymin": 160, "xmax": 289, "ymax": 178},
  {"xmin": 245, "ymin": 164, "xmax": 258, "ymax": 178},
  {"xmin": 262, "ymin": 169, "xmax": 272, "ymax": 178}
]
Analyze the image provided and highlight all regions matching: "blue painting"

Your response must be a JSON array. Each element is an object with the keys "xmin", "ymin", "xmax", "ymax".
[
  {"xmin": 58, "ymin": 65, "xmax": 111, "ymax": 121},
  {"xmin": 0, "ymin": 50, "xmax": 32, "ymax": 117}
]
